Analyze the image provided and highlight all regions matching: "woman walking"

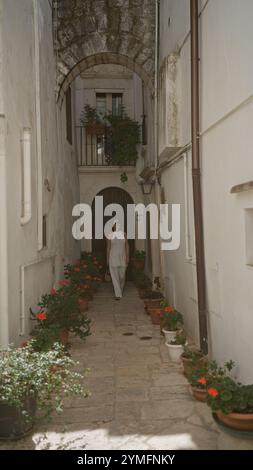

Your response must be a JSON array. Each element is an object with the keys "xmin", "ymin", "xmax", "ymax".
[{"xmin": 107, "ymin": 223, "xmax": 129, "ymax": 300}]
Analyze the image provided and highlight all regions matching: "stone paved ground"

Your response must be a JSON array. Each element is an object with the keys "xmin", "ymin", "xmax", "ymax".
[{"xmin": 1, "ymin": 283, "xmax": 253, "ymax": 450}]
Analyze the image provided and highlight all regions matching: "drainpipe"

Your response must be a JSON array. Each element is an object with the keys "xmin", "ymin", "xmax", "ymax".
[
  {"xmin": 190, "ymin": 0, "xmax": 208, "ymax": 354},
  {"xmin": 33, "ymin": 0, "xmax": 43, "ymax": 251},
  {"xmin": 20, "ymin": 128, "xmax": 32, "ymax": 225}
]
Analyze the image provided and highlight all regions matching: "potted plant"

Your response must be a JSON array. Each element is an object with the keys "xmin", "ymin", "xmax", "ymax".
[
  {"xmin": 143, "ymin": 290, "xmax": 164, "ymax": 312},
  {"xmin": 203, "ymin": 361, "xmax": 253, "ymax": 431},
  {"xmin": 149, "ymin": 308, "xmax": 162, "ymax": 325},
  {"xmin": 34, "ymin": 284, "xmax": 91, "ymax": 345},
  {"xmin": 80, "ymin": 104, "xmax": 106, "ymax": 135},
  {"xmin": 132, "ymin": 250, "xmax": 146, "ymax": 271},
  {"xmin": 105, "ymin": 106, "xmax": 140, "ymax": 165},
  {"xmin": 0, "ymin": 343, "xmax": 88, "ymax": 439},
  {"xmin": 181, "ymin": 345, "xmax": 208, "ymax": 378},
  {"xmin": 166, "ymin": 331, "xmax": 187, "ymax": 362},
  {"xmin": 161, "ymin": 306, "xmax": 184, "ymax": 343},
  {"xmin": 188, "ymin": 363, "xmax": 209, "ymax": 402}
]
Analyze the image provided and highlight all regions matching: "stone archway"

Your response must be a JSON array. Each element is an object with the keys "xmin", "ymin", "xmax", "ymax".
[{"xmin": 53, "ymin": 0, "xmax": 155, "ymax": 101}]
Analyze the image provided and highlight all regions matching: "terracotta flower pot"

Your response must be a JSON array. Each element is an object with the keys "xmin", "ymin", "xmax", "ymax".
[
  {"xmin": 143, "ymin": 297, "xmax": 163, "ymax": 311},
  {"xmin": 79, "ymin": 297, "xmax": 89, "ymax": 312},
  {"xmin": 133, "ymin": 259, "xmax": 145, "ymax": 271},
  {"xmin": 216, "ymin": 410, "xmax": 253, "ymax": 431},
  {"xmin": 191, "ymin": 386, "xmax": 207, "ymax": 402},
  {"xmin": 59, "ymin": 328, "xmax": 69, "ymax": 346},
  {"xmin": 149, "ymin": 308, "xmax": 161, "ymax": 325},
  {"xmin": 181, "ymin": 355, "xmax": 208, "ymax": 379}
]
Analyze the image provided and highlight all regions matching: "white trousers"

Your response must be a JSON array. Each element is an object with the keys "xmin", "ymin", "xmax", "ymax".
[{"xmin": 109, "ymin": 265, "xmax": 126, "ymax": 298}]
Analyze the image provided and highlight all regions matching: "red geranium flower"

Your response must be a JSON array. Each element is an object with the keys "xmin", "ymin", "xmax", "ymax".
[
  {"xmin": 207, "ymin": 387, "xmax": 219, "ymax": 397},
  {"xmin": 36, "ymin": 312, "xmax": 47, "ymax": 321},
  {"xmin": 20, "ymin": 341, "xmax": 28, "ymax": 348},
  {"xmin": 50, "ymin": 288, "xmax": 57, "ymax": 295},
  {"xmin": 58, "ymin": 279, "xmax": 70, "ymax": 286},
  {"xmin": 197, "ymin": 377, "xmax": 207, "ymax": 385},
  {"xmin": 164, "ymin": 306, "xmax": 174, "ymax": 313}
]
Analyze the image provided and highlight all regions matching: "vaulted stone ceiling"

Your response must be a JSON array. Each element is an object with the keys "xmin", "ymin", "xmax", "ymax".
[{"xmin": 53, "ymin": 0, "xmax": 156, "ymax": 100}]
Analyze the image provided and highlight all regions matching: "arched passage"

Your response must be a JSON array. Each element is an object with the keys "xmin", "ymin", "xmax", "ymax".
[
  {"xmin": 58, "ymin": 52, "xmax": 154, "ymax": 105},
  {"xmin": 91, "ymin": 186, "xmax": 135, "ymax": 278}
]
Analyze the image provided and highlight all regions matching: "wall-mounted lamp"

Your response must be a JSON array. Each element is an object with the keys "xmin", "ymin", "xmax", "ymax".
[{"xmin": 140, "ymin": 180, "xmax": 155, "ymax": 195}]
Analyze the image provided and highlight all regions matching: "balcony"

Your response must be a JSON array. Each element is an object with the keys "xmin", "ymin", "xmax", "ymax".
[{"xmin": 76, "ymin": 125, "xmax": 136, "ymax": 167}]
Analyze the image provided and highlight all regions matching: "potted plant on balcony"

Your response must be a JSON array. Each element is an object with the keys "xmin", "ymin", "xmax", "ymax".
[
  {"xmin": 161, "ymin": 306, "xmax": 184, "ymax": 343},
  {"xmin": 181, "ymin": 345, "xmax": 208, "ymax": 378},
  {"xmin": 132, "ymin": 250, "xmax": 146, "ymax": 271},
  {"xmin": 105, "ymin": 106, "xmax": 140, "ymax": 166},
  {"xmin": 80, "ymin": 104, "xmax": 106, "ymax": 135},
  {"xmin": 0, "ymin": 343, "xmax": 88, "ymax": 439},
  {"xmin": 166, "ymin": 330, "xmax": 187, "ymax": 362}
]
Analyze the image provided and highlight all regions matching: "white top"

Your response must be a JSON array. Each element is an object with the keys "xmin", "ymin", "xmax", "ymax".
[{"xmin": 109, "ymin": 231, "xmax": 127, "ymax": 267}]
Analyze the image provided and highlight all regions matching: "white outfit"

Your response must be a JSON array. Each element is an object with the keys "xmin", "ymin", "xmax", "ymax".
[{"xmin": 109, "ymin": 230, "xmax": 127, "ymax": 298}]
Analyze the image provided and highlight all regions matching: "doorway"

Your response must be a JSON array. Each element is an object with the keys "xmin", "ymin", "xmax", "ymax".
[{"xmin": 92, "ymin": 187, "xmax": 135, "ymax": 279}]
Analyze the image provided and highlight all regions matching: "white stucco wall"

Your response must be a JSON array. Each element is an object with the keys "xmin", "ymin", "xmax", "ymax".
[
  {"xmin": 0, "ymin": 0, "xmax": 80, "ymax": 345},
  {"xmin": 159, "ymin": 0, "xmax": 253, "ymax": 382}
]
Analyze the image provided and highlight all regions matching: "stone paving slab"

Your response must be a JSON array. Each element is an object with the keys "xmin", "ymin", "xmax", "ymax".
[{"xmin": 1, "ymin": 282, "xmax": 253, "ymax": 450}]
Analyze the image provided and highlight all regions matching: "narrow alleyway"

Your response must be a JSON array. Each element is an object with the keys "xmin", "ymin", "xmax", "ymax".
[{"xmin": 1, "ymin": 283, "xmax": 253, "ymax": 450}]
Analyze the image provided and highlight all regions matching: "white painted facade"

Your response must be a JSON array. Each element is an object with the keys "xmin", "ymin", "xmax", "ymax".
[
  {"xmin": 0, "ymin": 0, "xmax": 80, "ymax": 346},
  {"xmin": 159, "ymin": 0, "xmax": 253, "ymax": 382}
]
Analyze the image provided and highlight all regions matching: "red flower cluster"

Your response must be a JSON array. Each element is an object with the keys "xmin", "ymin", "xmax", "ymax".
[
  {"xmin": 197, "ymin": 377, "xmax": 207, "ymax": 385},
  {"xmin": 207, "ymin": 387, "xmax": 219, "ymax": 397},
  {"xmin": 164, "ymin": 306, "xmax": 174, "ymax": 313},
  {"xmin": 36, "ymin": 312, "xmax": 47, "ymax": 321},
  {"xmin": 50, "ymin": 288, "xmax": 57, "ymax": 295},
  {"xmin": 58, "ymin": 279, "xmax": 70, "ymax": 286}
]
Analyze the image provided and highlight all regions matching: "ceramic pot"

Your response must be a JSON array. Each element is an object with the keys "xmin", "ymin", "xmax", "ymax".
[
  {"xmin": 165, "ymin": 343, "xmax": 184, "ymax": 362},
  {"xmin": 216, "ymin": 410, "xmax": 253, "ymax": 431}
]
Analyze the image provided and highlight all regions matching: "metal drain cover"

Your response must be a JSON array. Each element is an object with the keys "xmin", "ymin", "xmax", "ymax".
[
  {"xmin": 122, "ymin": 332, "xmax": 134, "ymax": 336},
  {"xmin": 139, "ymin": 336, "xmax": 152, "ymax": 341}
]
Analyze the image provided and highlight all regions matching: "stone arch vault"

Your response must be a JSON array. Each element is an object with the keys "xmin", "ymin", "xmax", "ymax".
[{"xmin": 53, "ymin": 0, "xmax": 156, "ymax": 101}]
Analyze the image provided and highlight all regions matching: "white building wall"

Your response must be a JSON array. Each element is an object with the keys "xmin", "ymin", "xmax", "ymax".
[
  {"xmin": 0, "ymin": 0, "xmax": 80, "ymax": 346},
  {"xmin": 159, "ymin": 0, "xmax": 253, "ymax": 382}
]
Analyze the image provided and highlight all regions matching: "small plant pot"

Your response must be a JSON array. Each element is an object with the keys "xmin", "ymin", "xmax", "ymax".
[
  {"xmin": 143, "ymin": 298, "xmax": 163, "ymax": 311},
  {"xmin": 138, "ymin": 288, "xmax": 148, "ymax": 299},
  {"xmin": 79, "ymin": 298, "xmax": 89, "ymax": 312},
  {"xmin": 216, "ymin": 410, "xmax": 253, "ymax": 431},
  {"xmin": 165, "ymin": 343, "xmax": 184, "ymax": 362},
  {"xmin": 181, "ymin": 355, "xmax": 208, "ymax": 379},
  {"xmin": 133, "ymin": 259, "xmax": 145, "ymax": 271},
  {"xmin": 0, "ymin": 398, "xmax": 36, "ymax": 440},
  {"xmin": 59, "ymin": 328, "xmax": 69, "ymax": 346},
  {"xmin": 162, "ymin": 329, "xmax": 177, "ymax": 343},
  {"xmin": 149, "ymin": 308, "xmax": 161, "ymax": 325},
  {"xmin": 190, "ymin": 386, "xmax": 207, "ymax": 402}
]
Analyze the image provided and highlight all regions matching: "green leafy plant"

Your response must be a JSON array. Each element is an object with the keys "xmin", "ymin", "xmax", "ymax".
[
  {"xmin": 169, "ymin": 331, "xmax": 187, "ymax": 346},
  {"xmin": 133, "ymin": 250, "xmax": 146, "ymax": 260},
  {"xmin": 182, "ymin": 345, "xmax": 205, "ymax": 362},
  {"xmin": 120, "ymin": 172, "xmax": 128, "ymax": 183},
  {"xmin": 34, "ymin": 284, "xmax": 91, "ymax": 341},
  {"xmin": 144, "ymin": 290, "xmax": 164, "ymax": 300},
  {"xmin": 105, "ymin": 106, "xmax": 140, "ymax": 165},
  {"xmin": 0, "ymin": 342, "xmax": 89, "ymax": 422},
  {"xmin": 161, "ymin": 306, "xmax": 184, "ymax": 331}
]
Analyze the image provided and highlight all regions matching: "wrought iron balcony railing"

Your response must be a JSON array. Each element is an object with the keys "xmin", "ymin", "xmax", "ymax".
[{"xmin": 76, "ymin": 126, "xmax": 136, "ymax": 167}]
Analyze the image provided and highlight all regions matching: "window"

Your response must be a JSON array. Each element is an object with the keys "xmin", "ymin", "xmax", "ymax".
[
  {"xmin": 66, "ymin": 86, "xmax": 72, "ymax": 144},
  {"xmin": 96, "ymin": 93, "xmax": 107, "ymax": 122},
  {"xmin": 96, "ymin": 92, "xmax": 123, "ymax": 118},
  {"xmin": 112, "ymin": 93, "xmax": 123, "ymax": 116}
]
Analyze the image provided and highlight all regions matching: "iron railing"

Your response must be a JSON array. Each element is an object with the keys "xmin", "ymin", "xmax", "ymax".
[{"xmin": 76, "ymin": 126, "xmax": 136, "ymax": 167}]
